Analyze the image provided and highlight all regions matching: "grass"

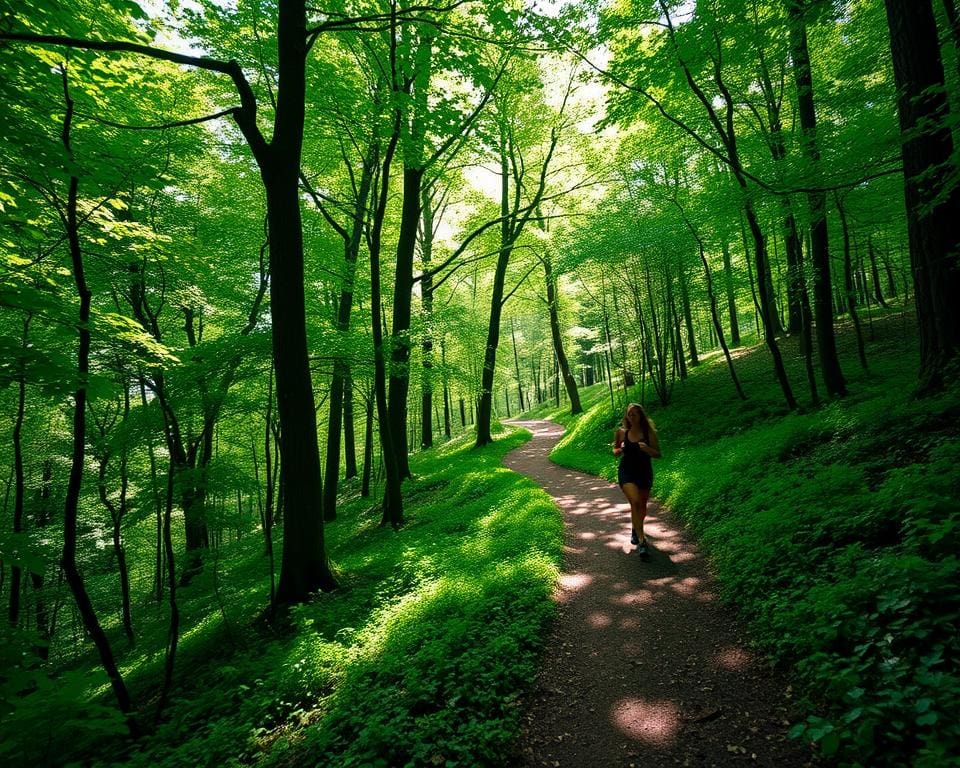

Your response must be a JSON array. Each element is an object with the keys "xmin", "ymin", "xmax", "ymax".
[
  {"xmin": 1, "ymin": 429, "xmax": 562, "ymax": 768},
  {"xmin": 542, "ymin": 312, "xmax": 960, "ymax": 767}
]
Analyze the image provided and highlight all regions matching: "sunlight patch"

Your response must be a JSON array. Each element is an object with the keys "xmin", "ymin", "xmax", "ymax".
[
  {"xmin": 611, "ymin": 697, "xmax": 680, "ymax": 745},
  {"xmin": 714, "ymin": 646, "xmax": 753, "ymax": 671},
  {"xmin": 558, "ymin": 572, "xmax": 593, "ymax": 593},
  {"xmin": 587, "ymin": 611, "xmax": 612, "ymax": 629}
]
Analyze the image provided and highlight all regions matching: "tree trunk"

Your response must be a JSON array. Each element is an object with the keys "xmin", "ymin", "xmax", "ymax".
[
  {"xmin": 746, "ymin": 202, "xmax": 798, "ymax": 409},
  {"xmin": 885, "ymin": 0, "xmax": 960, "ymax": 391},
  {"xmin": 476, "ymin": 241, "xmax": 512, "ymax": 446},
  {"xmin": 323, "ymin": 151, "xmax": 375, "ymax": 520},
  {"xmin": 361, "ymin": 385, "xmax": 373, "ymax": 498},
  {"xmin": 679, "ymin": 264, "xmax": 698, "ymax": 365},
  {"xmin": 342, "ymin": 368, "xmax": 358, "ymax": 479},
  {"xmin": 387, "ymin": 165, "xmax": 424, "ymax": 478},
  {"xmin": 269, "ymin": 0, "xmax": 336, "ymax": 602},
  {"xmin": 836, "ymin": 195, "xmax": 869, "ymax": 369},
  {"xmin": 721, "ymin": 241, "xmax": 741, "ymax": 345},
  {"xmin": 58, "ymin": 74, "xmax": 137, "ymax": 733},
  {"xmin": 788, "ymin": 0, "xmax": 847, "ymax": 397},
  {"xmin": 369, "ymin": 113, "xmax": 404, "ymax": 526},
  {"xmin": 510, "ymin": 318, "xmax": 525, "ymax": 412},
  {"xmin": 544, "ymin": 254, "xmax": 583, "ymax": 415},
  {"xmin": 420, "ymin": 185, "xmax": 436, "ymax": 449},
  {"xmin": 8, "ymin": 315, "xmax": 28, "ymax": 627}
]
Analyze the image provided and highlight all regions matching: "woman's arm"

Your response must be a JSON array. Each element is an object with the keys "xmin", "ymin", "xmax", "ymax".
[
  {"xmin": 638, "ymin": 427, "xmax": 662, "ymax": 458},
  {"xmin": 613, "ymin": 428, "xmax": 624, "ymax": 455}
]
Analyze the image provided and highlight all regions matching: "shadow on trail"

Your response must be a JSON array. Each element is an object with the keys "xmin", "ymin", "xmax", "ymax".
[{"xmin": 503, "ymin": 420, "xmax": 816, "ymax": 768}]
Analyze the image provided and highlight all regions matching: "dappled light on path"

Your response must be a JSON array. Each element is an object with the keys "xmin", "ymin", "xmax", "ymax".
[
  {"xmin": 611, "ymin": 697, "xmax": 680, "ymax": 746},
  {"xmin": 504, "ymin": 420, "xmax": 814, "ymax": 768}
]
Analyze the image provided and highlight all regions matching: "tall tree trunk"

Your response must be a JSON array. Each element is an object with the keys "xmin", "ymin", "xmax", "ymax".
[
  {"xmin": 544, "ymin": 254, "xmax": 582, "ymax": 415},
  {"xmin": 510, "ymin": 318, "xmax": 526, "ymax": 412},
  {"xmin": 342, "ymin": 368, "xmax": 358, "ymax": 479},
  {"xmin": 420, "ymin": 184, "xmax": 436, "ymax": 449},
  {"xmin": 30, "ymin": 459, "xmax": 52, "ymax": 658},
  {"xmin": 361, "ymin": 384, "xmax": 374, "ymax": 498},
  {"xmin": 721, "ymin": 240, "xmax": 741, "ymax": 345},
  {"xmin": 788, "ymin": 0, "xmax": 847, "ymax": 397},
  {"xmin": 476, "ymin": 241, "xmax": 512, "ymax": 446},
  {"xmin": 836, "ymin": 194, "xmax": 869, "ymax": 370},
  {"xmin": 696, "ymin": 228, "xmax": 746, "ymax": 399},
  {"xmin": 268, "ymin": 0, "xmax": 336, "ymax": 601},
  {"xmin": 441, "ymin": 339, "xmax": 452, "ymax": 439},
  {"xmin": 156, "ymin": 457, "xmax": 179, "ymax": 717},
  {"xmin": 58, "ymin": 69, "xmax": 137, "ymax": 733},
  {"xmin": 885, "ymin": 0, "xmax": 960, "ymax": 391},
  {"xmin": 679, "ymin": 264, "xmax": 698, "ymax": 365},
  {"xmin": 323, "ymin": 151, "xmax": 375, "ymax": 521},
  {"xmin": 369, "ymin": 109, "xmax": 404, "ymax": 526},
  {"xmin": 387, "ymin": 164, "xmax": 424, "ymax": 478},
  {"xmin": 8, "ymin": 315, "xmax": 29, "ymax": 627}
]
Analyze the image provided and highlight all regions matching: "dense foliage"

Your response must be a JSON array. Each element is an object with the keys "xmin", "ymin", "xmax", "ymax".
[{"xmin": 1, "ymin": 0, "xmax": 958, "ymax": 765}]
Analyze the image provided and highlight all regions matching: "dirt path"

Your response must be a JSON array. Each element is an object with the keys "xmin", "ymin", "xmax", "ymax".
[{"xmin": 505, "ymin": 420, "xmax": 817, "ymax": 768}]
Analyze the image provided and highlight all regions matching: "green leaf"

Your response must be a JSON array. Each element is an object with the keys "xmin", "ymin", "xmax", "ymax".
[
  {"xmin": 916, "ymin": 712, "xmax": 938, "ymax": 726},
  {"xmin": 820, "ymin": 731, "xmax": 841, "ymax": 756}
]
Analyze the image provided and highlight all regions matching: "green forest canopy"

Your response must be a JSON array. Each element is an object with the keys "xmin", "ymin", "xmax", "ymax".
[{"xmin": 1, "ymin": 0, "xmax": 958, "ymax": 765}]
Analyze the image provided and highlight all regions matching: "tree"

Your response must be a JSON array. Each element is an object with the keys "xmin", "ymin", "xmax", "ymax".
[{"xmin": 883, "ymin": 0, "xmax": 960, "ymax": 391}]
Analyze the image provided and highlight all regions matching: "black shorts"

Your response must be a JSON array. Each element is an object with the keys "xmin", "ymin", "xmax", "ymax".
[{"xmin": 618, "ymin": 464, "xmax": 652, "ymax": 491}]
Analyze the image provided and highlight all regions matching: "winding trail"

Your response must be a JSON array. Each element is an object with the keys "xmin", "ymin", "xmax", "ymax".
[{"xmin": 504, "ymin": 420, "xmax": 817, "ymax": 768}]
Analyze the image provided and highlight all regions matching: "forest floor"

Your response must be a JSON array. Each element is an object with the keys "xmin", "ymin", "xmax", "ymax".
[{"xmin": 503, "ymin": 419, "xmax": 820, "ymax": 768}]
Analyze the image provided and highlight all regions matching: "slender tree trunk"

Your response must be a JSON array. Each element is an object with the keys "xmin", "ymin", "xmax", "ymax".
[
  {"xmin": 156, "ymin": 457, "xmax": 179, "ymax": 717},
  {"xmin": 58, "ymin": 70, "xmax": 137, "ymax": 733},
  {"xmin": 746, "ymin": 202, "xmax": 798, "ymax": 409},
  {"xmin": 721, "ymin": 240, "xmax": 741, "ymax": 345},
  {"xmin": 679, "ymin": 265, "xmax": 698, "ymax": 365},
  {"xmin": 697, "ymin": 232, "xmax": 745, "ymax": 398},
  {"xmin": 441, "ymin": 340, "xmax": 452, "ymax": 439},
  {"xmin": 342, "ymin": 368, "xmax": 357, "ymax": 479},
  {"xmin": 323, "ymin": 151, "xmax": 375, "ymax": 521},
  {"xmin": 510, "ymin": 318, "xmax": 525, "ymax": 412},
  {"xmin": 867, "ymin": 236, "xmax": 889, "ymax": 308},
  {"xmin": 788, "ymin": 0, "xmax": 847, "ymax": 397},
  {"xmin": 420, "ymin": 185, "xmax": 436, "ymax": 449},
  {"xmin": 836, "ymin": 194, "xmax": 869, "ymax": 370},
  {"xmin": 8, "ymin": 315, "xmax": 29, "ymax": 627},
  {"xmin": 369, "ymin": 111, "xmax": 404, "ymax": 525},
  {"xmin": 361, "ymin": 385, "xmax": 373, "ymax": 498},
  {"xmin": 544, "ymin": 254, "xmax": 583, "ymax": 415},
  {"xmin": 139, "ymin": 377, "xmax": 164, "ymax": 603}
]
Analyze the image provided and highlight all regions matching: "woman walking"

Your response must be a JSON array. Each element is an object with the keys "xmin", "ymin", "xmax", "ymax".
[{"xmin": 613, "ymin": 403, "xmax": 661, "ymax": 555}]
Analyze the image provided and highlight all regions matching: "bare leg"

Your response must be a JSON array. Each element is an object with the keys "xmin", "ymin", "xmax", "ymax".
[{"xmin": 621, "ymin": 483, "xmax": 648, "ymax": 545}]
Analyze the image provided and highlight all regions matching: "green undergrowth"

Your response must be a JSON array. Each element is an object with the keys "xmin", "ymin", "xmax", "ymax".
[
  {"xmin": 4, "ymin": 429, "xmax": 562, "ymax": 768},
  {"xmin": 547, "ymin": 318, "xmax": 960, "ymax": 767}
]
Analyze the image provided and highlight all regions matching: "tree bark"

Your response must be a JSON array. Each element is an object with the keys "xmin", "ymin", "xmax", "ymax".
[
  {"xmin": 58, "ymin": 70, "xmax": 137, "ymax": 733},
  {"xmin": 885, "ymin": 0, "xmax": 960, "ymax": 391},
  {"xmin": 268, "ymin": 0, "xmax": 336, "ymax": 601},
  {"xmin": 8, "ymin": 315, "xmax": 29, "ymax": 627},
  {"xmin": 721, "ymin": 241, "xmax": 741, "ymax": 346},
  {"xmin": 544, "ymin": 254, "xmax": 582, "ymax": 415},
  {"xmin": 323, "ymin": 149, "xmax": 375, "ymax": 521},
  {"xmin": 788, "ymin": 0, "xmax": 847, "ymax": 397}
]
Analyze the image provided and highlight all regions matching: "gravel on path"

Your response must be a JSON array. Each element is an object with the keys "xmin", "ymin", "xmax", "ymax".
[{"xmin": 504, "ymin": 420, "xmax": 818, "ymax": 768}]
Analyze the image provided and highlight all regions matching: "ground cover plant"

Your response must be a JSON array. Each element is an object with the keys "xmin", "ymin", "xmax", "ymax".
[
  {"xmin": 548, "ymin": 314, "xmax": 960, "ymax": 767},
  {"xmin": 1, "ymin": 430, "xmax": 562, "ymax": 767}
]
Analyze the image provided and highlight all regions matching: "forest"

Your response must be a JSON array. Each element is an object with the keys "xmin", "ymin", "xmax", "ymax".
[{"xmin": 0, "ymin": 0, "xmax": 958, "ymax": 766}]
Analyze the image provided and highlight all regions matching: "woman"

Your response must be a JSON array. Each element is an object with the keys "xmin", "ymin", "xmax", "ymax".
[{"xmin": 613, "ymin": 403, "xmax": 661, "ymax": 555}]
